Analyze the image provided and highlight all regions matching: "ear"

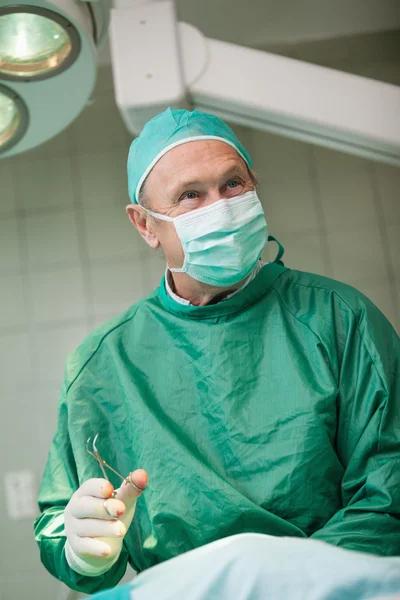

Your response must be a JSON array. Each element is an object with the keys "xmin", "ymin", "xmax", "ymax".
[{"xmin": 126, "ymin": 204, "xmax": 160, "ymax": 249}]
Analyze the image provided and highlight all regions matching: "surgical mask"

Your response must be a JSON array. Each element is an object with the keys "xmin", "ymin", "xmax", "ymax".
[{"xmin": 146, "ymin": 190, "xmax": 268, "ymax": 287}]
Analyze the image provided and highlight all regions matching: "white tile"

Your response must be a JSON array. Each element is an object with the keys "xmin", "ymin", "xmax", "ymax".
[
  {"xmin": 327, "ymin": 228, "xmax": 387, "ymax": 285},
  {"xmin": 262, "ymin": 42, "xmax": 299, "ymax": 59},
  {"xmin": 20, "ymin": 127, "xmax": 70, "ymax": 159},
  {"xmin": 34, "ymin": 323, "xmax": 88, "ymax": 386},
  {"xmin": 143, "ymin": 254, "xmax": 167, "ymax": 293},
  {"xmin": 318, "ymin": 167, "xmax": 378, "ymax": 230},
  {"xmin": 29, "ymin": 385, "xmax": 61, "ymax": 467},
  {"xmin": 0, "ymin": 159, "xmax": 17, "ymax": 215},
  {"xmin": 0, "ymin": 274, "xmax": 27, "ymax": 328},
  {"xmin": 387, "ymin": 225, "xmax": 400, "ymax": 278},
  {"xmin": 261, "ymin": 177, "xmax": 319, "ymax": 234},
  {"xmin": 76, "ymin": 148, "xmax": 129, "ymax": 207},
  {"xmin": 279, "ymin": 233, "xmax": 328, "ymax": 275},
  {"xmin": 84, "ymin": 204, "xmax": 143, "ymax": 261},
  {"xmin": 356, "ymin": 281, "xmax": 398, "ymax": 330},
  {"xmin": 0, "ymin": 332, "xmax": 33, "ymax": 386},
  {"xmin": 375, "ymin": 163, "xmax": 400, "ymax": 226},
  {"xmin": 346, "ymin": 31, "xmax": 400, "ymax": 63},
  {"xmin": 0, "ymin": 217, "xmax": 21, "ymax": 273},
  {"xmin": 91, "ymin": 313, "xmax": 121, "ymax": 330},
  {"xmin": 0, "ymin": 384, "xmax": 41, "ymax": 469},
  {"xmin": 0, "ymin": 575, "xmax": 62, "ymax": 600},
  {"xmin": 93, "ymin": 65, "xmax": 115, "ymax": 96},
  {"xmin": 314, "ymin": 145, "xmax": 370, "ymax": 181},
  {"xmin": 0, "ymin": 564, "xmax": 61, "ymax": 594},
  {"xmin": 252, "ymin": 131, "xmax": 311, "ymax": 182},
  {"xmin": 140, "ymin": 238, "xmax": 156, "ymax": 261},
  {"xmin": 0, "ymin": 531, "xmax": 41, "ymax": 580},
  {"xmin": 294, "ymin": 36, "xmax": 350, "ymax": 65},
  {"xmin": 261, "ymin": 240, "xmax": 278, "ymax": 264},
  {"xmin": 35, "ymin": 128, "xmax": 70, "ymax": 155},
  {"xmin": 395, "ymin": 280, "xmax": 400, "ymax": 333},
  {"xmin": 68, "ymin": 95, "xmax": 131, "ymax": 151},
  {"xmin": 14, "ymin": 154, "xmax": 74, "ymax": 211},
  {"xmin": 30, "ymin": 266, "xmax": 87, "ymax": 324},
  {"xmin": 262, "ymin": 230, "xmax": 292, "ymax": 264},
  {"xmin": 228, "ymin": 123, "xmax": 254, "ymax": 157},
  {"xmin": 326, "ymin": 61, "xmax": 359, "ymax": 75},
  {"xmin": 91, "ymin": 260, "xmax": 145, "ymax": 317},
  {"xmin": 25, "ymin": 210, "xmax": 80, "ymax": 269}
]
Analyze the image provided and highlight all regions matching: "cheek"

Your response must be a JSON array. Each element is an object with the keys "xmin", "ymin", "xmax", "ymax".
[{"xmin": 157, "ymin": 224, "xmax": 185, "ymax": 267}]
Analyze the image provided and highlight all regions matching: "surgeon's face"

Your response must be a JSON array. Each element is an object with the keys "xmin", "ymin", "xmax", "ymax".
[{"xmin": 127, "ymin": 140, "xmax": 256, "ymax": 270}]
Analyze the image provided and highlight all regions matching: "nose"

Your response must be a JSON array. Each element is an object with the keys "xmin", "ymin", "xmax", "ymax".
[{"xmin": 204, "ymin": 187, "xmax": 224, "ymax": 206}]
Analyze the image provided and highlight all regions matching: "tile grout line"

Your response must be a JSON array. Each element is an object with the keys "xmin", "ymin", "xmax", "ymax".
[
  {"xmin": 67, "ymin": 141, "xmax": 96, "ymax": 333},
  {"xmin": 10, "ymin": 158, "xmax": 40, "ymax": 385},
  {"xmin": 307, "ymin": 146, "xmax": 334, "ymax": 278},
  {"xmin": 367, "ymin": 163, "xmax": 400, "ymax": 327},
  {"xmin": 0, "ymin": 317, "xmax": 88, "ymax": 337},
  {"xmin": 0, "ymin": 253, "xmax": 149, "ymax": 276}
]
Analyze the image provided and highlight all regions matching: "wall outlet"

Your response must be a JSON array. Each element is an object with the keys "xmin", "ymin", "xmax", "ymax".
[{"xmin": 4, "ymin": 470, "xmax": 38, "ymax": 520}]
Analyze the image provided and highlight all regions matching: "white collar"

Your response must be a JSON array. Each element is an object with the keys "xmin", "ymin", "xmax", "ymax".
[{"xmin": 165, "ymin": 261, "xmax": 265, "ymax": 306}]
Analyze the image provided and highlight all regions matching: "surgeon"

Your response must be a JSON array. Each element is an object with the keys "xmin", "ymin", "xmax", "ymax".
[{"xmin": 34, "ymin": 108, "xmax": 400, "ymax": 595}]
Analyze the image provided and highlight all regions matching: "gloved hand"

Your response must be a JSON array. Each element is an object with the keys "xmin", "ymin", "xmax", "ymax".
[{"xmin": 64, "ymin": 470, "xmax": 148, "ymax": 577}]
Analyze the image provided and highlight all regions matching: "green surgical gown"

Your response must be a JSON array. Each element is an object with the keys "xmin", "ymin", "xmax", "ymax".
[{"xmin": 34, "ymin": 262, "xmax": 400, "ymax": 594}]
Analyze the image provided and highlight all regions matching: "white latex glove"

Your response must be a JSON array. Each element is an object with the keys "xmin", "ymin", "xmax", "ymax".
[{"xmin": 64, "ymin": 470, "xmax": 148, "ymax": 577}]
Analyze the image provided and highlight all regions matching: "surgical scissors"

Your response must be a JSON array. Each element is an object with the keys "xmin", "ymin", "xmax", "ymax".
[{"xmin": 86, "ymin": 433, "xmax": 143, "ymax": 497}]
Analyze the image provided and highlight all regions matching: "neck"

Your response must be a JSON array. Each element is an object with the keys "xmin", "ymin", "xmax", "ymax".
[{"xmin": 170, "ymin": 272, "xmax": 246, "ymax": 306}]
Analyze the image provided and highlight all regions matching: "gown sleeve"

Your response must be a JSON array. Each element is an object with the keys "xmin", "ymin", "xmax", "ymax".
[
  {"xmin": 34, "ymin": 380, "xmax": 130, "ymax": 594},
  {"xmin": 311, "ymin": 295, "xmax": 400, "ymax": 556}
]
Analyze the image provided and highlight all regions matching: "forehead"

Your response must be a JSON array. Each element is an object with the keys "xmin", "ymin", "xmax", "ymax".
[{"xmin": 147, "ymin": 140, "xmax": 247, "ymax": 186}]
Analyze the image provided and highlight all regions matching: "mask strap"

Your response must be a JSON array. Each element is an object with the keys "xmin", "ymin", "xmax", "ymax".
[
  {"xmin": 268, "ymin": 235, "xmax": 285, "ymax": 266},
  {"xmin": 142, "ymin": 207, "xmax": 174, "ymax": 222}
]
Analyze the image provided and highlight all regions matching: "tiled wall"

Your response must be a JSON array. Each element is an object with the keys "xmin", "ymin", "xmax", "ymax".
[{"xmin": 0, "ymin": 47, "xmax": 399, "ymax": 599}]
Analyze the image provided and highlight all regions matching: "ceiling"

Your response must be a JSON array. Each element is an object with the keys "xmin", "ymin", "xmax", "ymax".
[
  {"xmin": 175, "ymin": 0, "xmax": 400, "ymax": 46},
  {"xmin": 98, "ymin": 0, "xmax": 400, "ymax": 63}
]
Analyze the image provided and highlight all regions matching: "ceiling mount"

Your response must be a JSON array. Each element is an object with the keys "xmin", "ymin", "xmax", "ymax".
[{"xmin": 110, "ymin": 0, "xmax": 400, "ymax": 167}]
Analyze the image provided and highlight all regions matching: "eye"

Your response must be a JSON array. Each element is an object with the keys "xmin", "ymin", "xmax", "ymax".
[
  {"xmin": 174, "ymin": 191, "xmax": 199, "ymax": 205},
  {"xmin": 184, "ymin": 191, "xmax": 198, "ymax": 200},
  {"xmin": 226, "ymin": 179, "xmax": 241, "ymax": 189}
]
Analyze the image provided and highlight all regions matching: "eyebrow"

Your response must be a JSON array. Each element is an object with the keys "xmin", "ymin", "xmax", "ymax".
[{"xmin": 170, "ymin": 166, "xmax": 247, "ymax": 198}]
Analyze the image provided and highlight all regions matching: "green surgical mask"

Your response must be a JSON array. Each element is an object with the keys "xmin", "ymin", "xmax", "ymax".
[{"xmin": 146, "ymin": 191, "xmax": 268, "ymax": 287}]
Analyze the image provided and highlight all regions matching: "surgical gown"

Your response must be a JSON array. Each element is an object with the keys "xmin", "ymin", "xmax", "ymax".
[{"xmin": 34, "ymin": 262, "xmax": 400, "ymax": 594}]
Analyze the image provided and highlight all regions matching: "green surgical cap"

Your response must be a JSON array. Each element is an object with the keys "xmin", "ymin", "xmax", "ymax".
[{"xmin": 127, "ymin": 108, "xmax": 253, "ymax": 204}]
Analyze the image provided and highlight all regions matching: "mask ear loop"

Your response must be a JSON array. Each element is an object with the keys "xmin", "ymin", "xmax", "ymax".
[
  {"xmin": 268, "ymin": 236, "xmax": 285, "ymax": 266},
  {"xmin": 144, "ymin": 208, "xmax": 174, "ymax": 222}
]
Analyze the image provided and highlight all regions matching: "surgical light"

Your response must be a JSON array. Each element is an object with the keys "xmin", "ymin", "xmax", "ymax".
[
  {"xmin": 0, "ymin": 83, "xmax": 28, "ymax": 151},
  {"xmin": 0, "ymin": 6, "xmax": 80, "ymax": 80},
  {"xmin": 0, "ymin": 0, "xmax": 103, "ymax": 157}
]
